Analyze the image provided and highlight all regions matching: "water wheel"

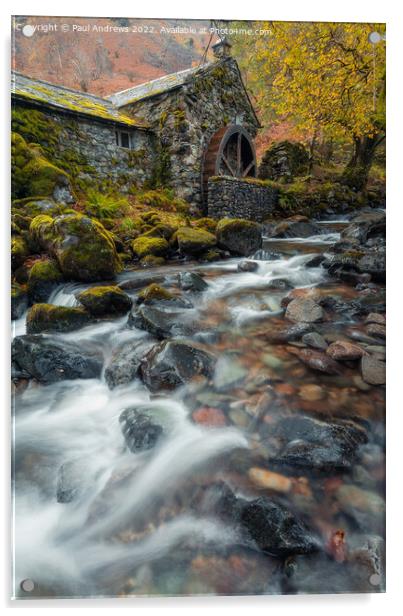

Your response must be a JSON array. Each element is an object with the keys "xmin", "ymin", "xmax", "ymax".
[{"xmin": 202, "ymin": 124, "xmax": 257, "ymax": 204}]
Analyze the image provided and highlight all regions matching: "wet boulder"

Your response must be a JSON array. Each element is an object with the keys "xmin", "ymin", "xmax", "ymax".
[
  {"xmin": 216, "ymin": 219, "xmax": 262, "ymax": 256},
  {"xmin": 296, "ymin": 348, "xmax": 341, "ymax": 374},
  {"xmin": 76, "ymin": 285, "xmax": 132, "ymax": 317},
  {"xmin": 267, "ymin": 216, "xmax": 322, "ymax": 239},
  {"xmin": 241, "ymin": 497, "xmax": 319, "ymax": 557},
  {"xmin": 271, "ymin": 415, "xmax": 368, "ymax": 472},
  {"xmin": 285, "ymin": 297, "xmax": 324, "ymax": 323},
  {"xmin": 266, "ymin": 323, "xmax": 313, "ymax": 344},
  {"xmin": 26, "ymin": 303, "xmax": 91, "ymax": 334},
  {"xmin": 140, "ymin": 340, "xmax": 216, "ymax": 392},
  {"xmin": 177, "ymin": 271, "xmax": 208, "ymax": 292},
  {"xmin": 128, "ymin": 304, "xmax": 192, "ymax": 339},
  {"xmin": 27, "ymin": 258, "xmax": 63, "ymax": 303},
  {"xmin": 237, "ymin": 260, "xmax": 258, "ymax": 272},
  {"xmin": 341, "ymin": 210, "xmax": 385, "ymax": 245},
  {"xmin": 30, "ymin": 213, "xmax": 121, "ymax": 282},
  {"xmin": 119, "ymin": 407, "xmax": 163, "ymax": 453},
  {"xmin": 266, "ymin": 278, "xmax": 293, "ymax": 290},
  {"xmin": 11, "ymin": 283, "xmax": 28, "ymax": 320},
  {"xmin": 104, "ymin": 338, "xmax": 154, "ymax": 389},
  {"xmin": 12, "ymin": 334, "xmax": 103, "ymax": 383},
  {"xmin": 357, "ymin": 249, "xmax": 386, "ymax": 282}
]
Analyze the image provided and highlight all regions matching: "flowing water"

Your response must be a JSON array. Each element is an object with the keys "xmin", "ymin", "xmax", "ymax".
[{"xmin": 12, "ymin": 221, "xmax": 386, "ymax": 598}]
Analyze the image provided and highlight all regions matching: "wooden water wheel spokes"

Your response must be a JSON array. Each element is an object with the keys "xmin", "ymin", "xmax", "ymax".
[{"xmin": 202, "ymin": 124, "xmax": 257, "ymax": 204}]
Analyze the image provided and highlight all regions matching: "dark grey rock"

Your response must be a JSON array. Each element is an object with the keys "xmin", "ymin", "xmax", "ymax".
[
  {"xmin": 177, "ymin": 271, "xmax": 208, "ymax": 292},
  {"xmin": 272, "ymin": 415, "xmax": 368, "ymax": 472},
  {"xmin": 241, "ymin": 497, "xmax": 319, "ymax": 557},
  {"xmin": 237, "ymin": 260, "xmax": 258, "ymax": 272},
  {"xmin": 301, "ymin": 332, "xmax": 328, "ymax": 350},
  {"xmin": 119, "ymin": 407, "xmax": 163, "ymax": 453},
  {"xmin": 140, "ymin": 340, "xmax": 216, "ymax": 392},
  {"xmin": 12, "ymin": 334, "xmax": 103, "ymax": 383},
  {"xmin": 104, "ymin": 338, "xmax": 154, "ymax": 389},
  {"xmin": 266, "ymin": 323, "xmax": 313, "ymax": 343},
  {"xmin": 127, "ymin": 305, "xmax": 191, "ymax": 339}
]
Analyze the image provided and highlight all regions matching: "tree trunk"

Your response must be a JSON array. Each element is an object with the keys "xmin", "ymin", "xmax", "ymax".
[{"xmin": 342, "ymin": 134, "xmax": 384, "ymax": 191}]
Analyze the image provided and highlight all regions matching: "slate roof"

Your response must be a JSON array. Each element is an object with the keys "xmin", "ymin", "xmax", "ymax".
[
  {"xmin": 11, "ymin": 71, "xmax": 150, "ymax": 129},
  {"xmin": 12, "ymin": 58, "xmax": 260, "ymax": 128},
  {"xmin": 107, "ymin": 63, "xmax": 211, "ymax": 107}
]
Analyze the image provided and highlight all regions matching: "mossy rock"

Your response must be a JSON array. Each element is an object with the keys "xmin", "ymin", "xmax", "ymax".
[
  {"xmin": 11, "ymin": 283, "xmax": 28, "ymax": 320},
  {"xmin": 176, "ymin": 226, "xmax": 216, "ymax": 255},
  {"xmin": 140, "ymin": 255, "xmax": 166, "ymax": 268},
  {"xmin": 132, "ymin": 236, "xmax": 169, "ymax": 259},
  {"xmin": 27, "ymin": 258, "xmax": 64, "ymax": 303},
  {"xmin": 11, "ymin": 236, "xmax": 29, "ymax": 271},
  {"xmin": 216, "ymin": 218, "xmax": 262, "ymax": 256},
  {"xmin": 193, "ymin": 217, "xmax": 218, "ymax": 234},
  {"xmin": 30, "ymin": 213, "xmax": 122, "ymax": 282},
  {"xmin": 11, "ymin": 212, "xmax": 32, "ymax": 232},
  {"xmin": 258, "ymin": 141, "xmax": 309, "ymax": 182},
  {"xmin": 143, "ymin": 223, "xmax": 177, "ymax": 240},
  {"xmin": 11, "ymin": 132, "xmax": 74, "ymax": 202},
  {"xmin": 137, "ymin": 283, "xmax": 175, "ymax": 304},
  {"xmin": 200, "ymin": 249, "xmax": 222, "ymax": 262},
  {"xmin": 12, "ymin": 198, "xmax": 67, "ymax": 218},
  {"xmin": 26, "ymin": 303, "xmax": 92, "ymax": 334},
  {"xmin": 76, "ymin": 285, "xmax": 132, "ymax": 317}
]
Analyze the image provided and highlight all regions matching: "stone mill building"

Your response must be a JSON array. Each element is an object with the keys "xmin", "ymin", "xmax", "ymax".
[{"xmin": 12, "ymin": 39, "xmax": 277, "ymax": 219}]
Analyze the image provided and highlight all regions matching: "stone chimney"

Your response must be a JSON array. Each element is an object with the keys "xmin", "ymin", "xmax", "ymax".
[{"xmin": 212, "ymin": 38, "xmax": 232, "ymax": 59}]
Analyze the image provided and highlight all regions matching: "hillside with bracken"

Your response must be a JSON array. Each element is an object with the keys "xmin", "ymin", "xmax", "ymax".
[{"xmin": 12, "ymin": 16, "xmax": 212, "ymax": 96}]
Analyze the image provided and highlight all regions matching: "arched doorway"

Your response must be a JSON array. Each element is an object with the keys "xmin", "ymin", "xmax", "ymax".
[{"xmin": 201, "ymin": 124, "xmax": 257, "ymax": 205}]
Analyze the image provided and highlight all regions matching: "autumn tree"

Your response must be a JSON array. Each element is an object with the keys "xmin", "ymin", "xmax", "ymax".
[{"xmin": 231, "ymin": 21, "xmax": 386, "ymax": 189}]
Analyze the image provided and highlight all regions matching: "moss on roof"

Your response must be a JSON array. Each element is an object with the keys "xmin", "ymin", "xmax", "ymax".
[{"xmin": 12, "ymin": 72, "xmax": 149, "ymax": 129}]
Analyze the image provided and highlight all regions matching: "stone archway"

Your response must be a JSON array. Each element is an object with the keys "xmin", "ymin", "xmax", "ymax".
[{"xmin": 201, "ymin": 124, "xmax": 257, "ymax": 206}]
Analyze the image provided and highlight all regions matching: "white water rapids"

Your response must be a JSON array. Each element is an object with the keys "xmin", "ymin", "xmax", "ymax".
[{"xmin": 12, "ymin": 230, "xmax": 340, "ymax": 597}]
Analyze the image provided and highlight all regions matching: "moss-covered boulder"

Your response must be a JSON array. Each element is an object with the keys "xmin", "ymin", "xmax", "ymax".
[
  {"xmin": 30, "ymin": 213, "xmax": 122, "ymax": 282},
  {"xmin": 216, "ymin": 218, "xmax": 262, "ymax": 256},
  {"xmin": 11, "ymin": 132, "xmax": 74, "ymax": 203},
  {"xmin": 193, "ymin": 218, "xmax": 218, "ymax": 234},
  {"xmin": 132, "ymin": 236, "xmax": 169, "ymax": 259},
  {"xmin": 137, "ymin": 283, "xmax": 175, "ymax": 304},
  {"xmin": 140, "ymin": 255, "xmax": 166, "ymax": 268},
  {"xmin": 258, "ymin": 141, "xmax": 309, "ymax": 182},
  {"xmin": 26, "ymin": 303, "xmax": 91, "ymax": 334},
  {"xmin": 142, "ymin": 223, "xmax": 177, "ymax": 240},
  {"xmin": 11, "ymin": 236, "xmax": 29, "ymax": 271},
  {"xmin": 27, "ymin": 258, "xmax": 63, "ymax": 303},
  {"xmin": 176, "ymin": 226, "xmax": 216, "ymax": 255},
  {"xmin": 13, "ymin": 198, "xmax": 68, "ymax": 218},
  {"xmin": 11, "ymin": 283, "xmax": 28, "ymax": 320},
  {"xmin": 76, "ymin": 286, "xmax": 132, "ymax": 317}
]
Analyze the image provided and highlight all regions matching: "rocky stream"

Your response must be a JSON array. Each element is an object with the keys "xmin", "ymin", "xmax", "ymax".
[{"xmin": 12, "ymin": 210, "xmax": 386, "ymax": 598}]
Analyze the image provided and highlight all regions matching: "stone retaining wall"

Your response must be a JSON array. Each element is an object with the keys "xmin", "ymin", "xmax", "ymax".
[{"xmin": 207, "ymin": 176, "xmax": 278, "ymax": 221}]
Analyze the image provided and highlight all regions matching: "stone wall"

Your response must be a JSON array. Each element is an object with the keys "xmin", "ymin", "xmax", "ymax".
[
  {"xmin": 13, "ymin": 102, "xmax": 155, "ymax": 192},
  {"xmin": 207, "ymin": 176, "xmax": 278, "ymax": 221},
  {"xmin": 122, "ymin": 58, "xmax": 260, "ymax": 210}
]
